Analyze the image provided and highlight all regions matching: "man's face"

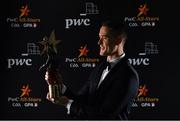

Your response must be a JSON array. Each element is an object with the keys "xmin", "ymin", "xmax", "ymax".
[{"xmin": 98, "ymin": 26, "xmax": 116, "ymax": 56}]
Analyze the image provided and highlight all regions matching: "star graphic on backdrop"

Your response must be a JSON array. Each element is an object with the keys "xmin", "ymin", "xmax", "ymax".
[
  {"xmin": 20, "ymin": 85, "xmax": 31, "ymax": 97},
  {"xmin": 137, "ymin": 4, "xmax": 149, "ymax": 17},
  {"xmin": 137, "ymin": 85, "xmax": 148, "ymax": 97},
  {"xmin": 38, "ymin": 30, "xmax": 61, "ymax": 55},
  {"xmin": 78, "ymin": 45, "xmax": 89, "ymax": 57},
  {"xmin": 19, "ymin": 5, "xmax": 30, "ymax": 18}
]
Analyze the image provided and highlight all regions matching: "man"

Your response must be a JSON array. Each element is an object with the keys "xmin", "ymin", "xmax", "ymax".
[{"xmin": 45, "ymin": 20, "xmax": 139, "ymax": 120}]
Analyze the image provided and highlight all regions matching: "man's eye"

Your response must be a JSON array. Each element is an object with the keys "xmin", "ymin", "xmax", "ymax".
[{"xmin": 103, "ymin": 36, "xmax": 109, "ymax": 40}]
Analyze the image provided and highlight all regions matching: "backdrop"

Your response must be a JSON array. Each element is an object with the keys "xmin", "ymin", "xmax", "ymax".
[{"xmin": 1, "ymin": 0, "xmax": 180, "ymax": 120}]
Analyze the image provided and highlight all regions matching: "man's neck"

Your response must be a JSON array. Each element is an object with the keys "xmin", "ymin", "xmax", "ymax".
[{"xmin": 107, "ymin": 52, "xmax": 125, "ymax": 62}]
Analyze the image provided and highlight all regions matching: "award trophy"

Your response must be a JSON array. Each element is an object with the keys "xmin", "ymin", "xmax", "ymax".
[{"xmin": 39, "ymin": 30, "xmax": 62, "ymax": 98}]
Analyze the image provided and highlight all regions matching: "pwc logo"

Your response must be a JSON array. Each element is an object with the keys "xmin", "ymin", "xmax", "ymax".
[
  {"xmin": 128, "ymin": 58, "xmax": 150, "ymax": 66},
  {"xmin": 7, "ymin": 58, "xmax": 32, "ymax": 69},
  {"xmin": 65, "ymin": 2, "xmax": 99, "ymax": 29},
  {"xmin": 65, "ymin": 18, "xmax": 90, "ymax": 29},
  {"xmin": 6, "ymin": 42, "xmax": 43, "ymax": 69},
  {"xmin": 65, "ymin": 44, "xmax": 99, "ymax": 68},
  {"xmin": 128, "ymin": 41, "xmax": 159, "ymax": 66}
]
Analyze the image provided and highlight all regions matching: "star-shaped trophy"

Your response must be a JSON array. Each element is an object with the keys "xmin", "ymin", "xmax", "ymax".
[
  {"xmin": 38, "ymin": 30, "xmax": 62, "ymax": 98},
  {"xmin": 39, "ymin": 30, "xmax": 61, "ymax": 71}
]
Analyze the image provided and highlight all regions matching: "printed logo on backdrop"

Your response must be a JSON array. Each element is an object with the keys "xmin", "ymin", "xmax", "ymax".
[
  {"xmin": 7, "ymin": 30, "xmax": 61, "ymax": 69},
  {"xmin": 80, "ymin": 2, "xmax": 99, "ymax": 16},
  {"xmin": 65, "ymin": 44, "xmax": 99, "ymax": 68},
  {"xmin": 7, "ymin": 43, "xmax": 41, "ymax": 69},
  {"xmin": 6, "ymin": 4, "xmax": 41, "ymax": 28},
  {"xmin": 124, "ymin": 2, "xmax": 159, "ymax": 27},
  {"xmin": 139, "ymin": 42, "xmax": 159, "ymax": 55},
  {"xmin": 8, "ymin": 84, "xmax": 42, "ymax": 108},
  {"xmin": 65, "ymin": 2, "xmax": 99, "ymax": 29},
  {"xmin": 7, "ymin": 56, "xmax": 32, "ymax": 69},
  {"xmin": 132, "ymin": 84, "xmax": 159, "ymax": 108},
  {"xmin": 26, "ymin": 43, "xmax": 41, "ymax": 55},
  {"xmin": 128, "ymin": 42, "xmax": 159, "ymax": 66}
]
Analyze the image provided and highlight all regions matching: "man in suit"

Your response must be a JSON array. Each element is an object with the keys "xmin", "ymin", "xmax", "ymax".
[{"xmin": 45, "ymin": 20, "xmax": 139, "ymax": 120}]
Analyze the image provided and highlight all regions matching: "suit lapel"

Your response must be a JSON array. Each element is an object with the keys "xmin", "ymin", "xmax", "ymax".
[
  {"xmin": 90, "ymin": 62, "xmax": 107, "ymax": 92},
  {"xmin": 97, "ymin": 57, "xmax": 127, "ymax": 92}
]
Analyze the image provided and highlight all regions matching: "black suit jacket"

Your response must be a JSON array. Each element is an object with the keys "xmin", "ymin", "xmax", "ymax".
[{"xmin": 64, "ymin": 56, "xmax": 139, "ymax": 120}]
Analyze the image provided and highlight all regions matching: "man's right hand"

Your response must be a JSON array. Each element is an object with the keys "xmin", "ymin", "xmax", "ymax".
[{"xmin": 45, "ymin": 69, "xmax": 63, "ymax": 85}]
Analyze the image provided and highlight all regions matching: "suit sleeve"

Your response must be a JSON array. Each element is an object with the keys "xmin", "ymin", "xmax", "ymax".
[{"xmin": 63, "ymin": 80, "xmax": 91, "ymax": 118}]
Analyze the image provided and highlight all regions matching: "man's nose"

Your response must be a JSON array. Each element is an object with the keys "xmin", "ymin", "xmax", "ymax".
[{"xmin": 98, "ymin": 39, "xmax": 102, "ymax": 45}]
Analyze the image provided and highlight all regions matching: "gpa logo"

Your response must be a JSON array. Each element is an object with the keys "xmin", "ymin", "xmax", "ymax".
[
  {"xmin": 124, "ymin": 2, "xmax": 159, "ymax": 27},
  {"xmin": 6, "ymin": 4, "xmax": 40, "ymax": 28},
  {"xmin": 65, "ymin": 44, "xmax": 99, "ymax": 68},
  {"xmin": 132, "ymin": 84, "xmax": 159, "ymax": 108},
  {"xmin": 8, "ymin": 84, "xmax": 42, "ymax": 108}
]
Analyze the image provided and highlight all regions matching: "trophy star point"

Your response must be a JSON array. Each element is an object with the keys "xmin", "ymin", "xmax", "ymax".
[
  {"xmin": 38, "ymin": 31, "xmax": 61, "ymax": 55},
  {"xmin": 38, "ymin": 38, "xmax": 49, "ymax": 55},
  {"xmin": 48, "ymin": 31, "xmax": 61, "ymax": 47}
]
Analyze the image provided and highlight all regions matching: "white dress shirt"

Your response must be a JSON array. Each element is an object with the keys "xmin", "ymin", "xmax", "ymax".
[{"xmin": 97, "ymin": 53, "xmax": 125, "ymax": 88}]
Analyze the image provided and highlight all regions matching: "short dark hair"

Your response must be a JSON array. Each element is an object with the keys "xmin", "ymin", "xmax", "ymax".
[{"xmin": 101, "ymin": 20, "xmax": 127, "ymax": 40}]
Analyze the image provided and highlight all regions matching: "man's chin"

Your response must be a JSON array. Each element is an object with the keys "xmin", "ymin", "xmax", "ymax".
[{"xmin": 99, "ymin": 53, "xmax": 103, "ymax": 56}]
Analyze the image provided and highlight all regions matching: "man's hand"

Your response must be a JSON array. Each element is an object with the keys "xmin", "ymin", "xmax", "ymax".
[
  {"xmin": 45, "ymin": 69, "xmax": 63, "ymax": 85},
  {"xmin": 46, "ymin": 93, "xmax": 69, "ymax": 107},
  {"xmin": 45, "ymin": 69, "xmax": 65, "ymax": 98}
]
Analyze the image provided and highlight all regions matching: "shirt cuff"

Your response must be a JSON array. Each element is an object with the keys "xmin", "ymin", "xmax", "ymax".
[{"xmin": 66, "ymin": 99, "xmax": 73, "ymax": 114}]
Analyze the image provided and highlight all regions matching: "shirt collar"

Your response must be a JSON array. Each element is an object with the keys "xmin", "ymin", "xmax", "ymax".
[{"xmin": 107, "ymin": 53, "xmax": 125, "ymax": 69}]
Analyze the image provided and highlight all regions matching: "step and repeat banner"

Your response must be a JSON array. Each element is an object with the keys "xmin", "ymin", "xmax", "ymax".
[{"xmin": 1, "ymin": 0, "xmax": 180, "ymax": 120}]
